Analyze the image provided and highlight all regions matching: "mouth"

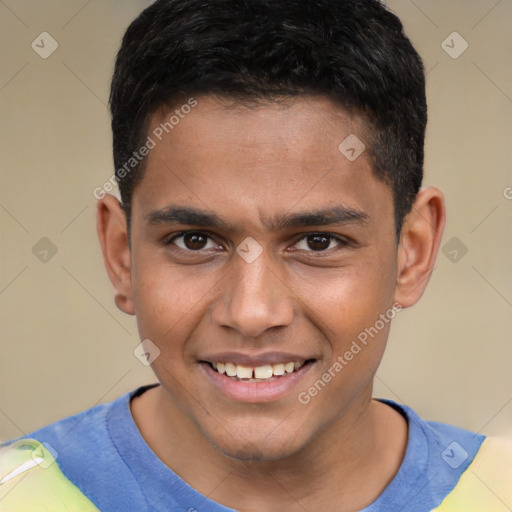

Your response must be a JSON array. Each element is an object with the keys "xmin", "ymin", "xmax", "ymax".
[
  {"xmin": 199, "ymin": 357, "xmax": 317, "ymax": 403},
  {"xmin": 207, "ymin": 360, "xmax": 314, "ymax": 382}
]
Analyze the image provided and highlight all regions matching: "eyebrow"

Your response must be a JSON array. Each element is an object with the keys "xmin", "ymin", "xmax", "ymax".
[{"xmin": 146, "ymin": 204, "xmax": 370, "ymax": 233}]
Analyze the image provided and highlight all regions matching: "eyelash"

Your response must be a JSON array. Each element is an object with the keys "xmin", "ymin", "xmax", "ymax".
[{"xmin": 164, "ymin": 231, "xmax": 350, "ymax": 255}]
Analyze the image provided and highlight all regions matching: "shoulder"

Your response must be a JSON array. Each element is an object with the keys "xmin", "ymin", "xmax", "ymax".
[
  {"xmin": 0, "ymin": 437, "xmax": 100, "ymax": 511},
  {"xmin": 432, "ymin": 435, "xmax": 512, "ymax": 511},
  {"xmin": 0, "ymin": 385, "xmax": 154, "ymax": 512},
  {"xmin": 382, "ymin": 399, "xmax": 512, "ymax": 511},
  {"xmin": 0, "ymin": 398, "xmax": 114, "ymax": 512}
]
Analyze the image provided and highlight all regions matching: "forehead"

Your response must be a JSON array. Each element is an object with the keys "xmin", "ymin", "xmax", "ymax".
[{"xmin": 133, "ymin": 95, "xmax": 393, "ymax": 233}]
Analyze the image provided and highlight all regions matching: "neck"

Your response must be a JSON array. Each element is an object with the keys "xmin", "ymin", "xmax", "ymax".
[{"xmin": 131, "ymin": 386, "xmax": 408, "ymax": 512}]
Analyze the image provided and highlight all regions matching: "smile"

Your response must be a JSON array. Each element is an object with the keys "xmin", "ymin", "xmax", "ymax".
[
  {"xmin": 201, "ymin": 358, "xmax": 316, "ymax": 403},
  {"xmin": 210, "ymin": 361, "xmax": 306, "ymax": 381}
]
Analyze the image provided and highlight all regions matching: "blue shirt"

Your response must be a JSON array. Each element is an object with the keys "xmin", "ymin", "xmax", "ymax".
[{"xmin": 5, "ymin": 383, "xmax": 485, "ymax": 511}]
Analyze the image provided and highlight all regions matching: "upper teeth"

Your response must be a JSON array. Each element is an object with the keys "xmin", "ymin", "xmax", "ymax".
[{"xmin": 213, "ymin": 361, "xmax": 304, "ymax": 379}]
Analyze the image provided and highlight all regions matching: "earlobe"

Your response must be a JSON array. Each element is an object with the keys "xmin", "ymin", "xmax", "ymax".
[
  {"xmin": 115, "ymin": 292, "xmax": 134, "ymax": 315},
  {"xmin": 96, "ymin": 194, "xmax": 135, "ymax": 315},
  {"xmin": 394, "ymin": 187, "xmax": 446, "ymax": 308}
]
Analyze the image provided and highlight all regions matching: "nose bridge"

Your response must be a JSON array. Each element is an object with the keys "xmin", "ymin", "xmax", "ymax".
[{"xmin": 212, "ymin": 252, "xmax": 294, "ymax": 338}]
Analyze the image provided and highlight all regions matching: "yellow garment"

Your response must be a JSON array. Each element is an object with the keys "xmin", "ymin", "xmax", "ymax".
[
  {"xmin": 0, "ymin": 438, "xmax": 99, "ymax": 511},
  {"xmin": 433, "ymin": 436, "xmax": 512, "ymax": 512}
]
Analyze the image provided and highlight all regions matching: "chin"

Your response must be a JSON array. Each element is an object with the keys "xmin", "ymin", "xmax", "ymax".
[
  {"xmin": 217, "ymin": 439, "xmax": 301, "ymax": 463},
  {"xmin": 203, "ymin": 418, "xmax": 312, "ymax": 463}
]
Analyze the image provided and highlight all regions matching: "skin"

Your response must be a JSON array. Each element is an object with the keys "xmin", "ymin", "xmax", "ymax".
[{"xmin": 97, "ymin": 94, "xmax": 445, "ymax": 511}]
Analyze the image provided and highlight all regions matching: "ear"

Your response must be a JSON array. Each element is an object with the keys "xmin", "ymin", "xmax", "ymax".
[
  {"xmin": 96, "ymin": 194, "xmax": 135, "ymax": 315},
  {"xmin": 394, "ymin": 187, "xmax": 446, "ymax": 308}
]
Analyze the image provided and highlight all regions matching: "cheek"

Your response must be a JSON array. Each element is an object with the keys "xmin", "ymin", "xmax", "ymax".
[
  {"xmin": 327, "ymin": 261, "xmax": 398, "ymax": 386},
  {"xmin": 299, "ymin": 252, "xmax": 396, "ymax": 376},
  {"xmin": 296, "ymin": 255, "xmax": 395, "ymax": 326},
  {"xmin": 130, "ymin": 251, "xmax": 208, "ymax": 347}
]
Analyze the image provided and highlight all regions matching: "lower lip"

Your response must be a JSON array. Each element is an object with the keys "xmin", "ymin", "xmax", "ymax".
[{"xmin": 200, "ymin": 362, "xmax": 315, "ymax": 403}]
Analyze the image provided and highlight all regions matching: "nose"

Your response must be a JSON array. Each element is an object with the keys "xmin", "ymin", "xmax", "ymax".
[{"xmin": 211, "ymin": 252, "xmax": 294, "ymax": 339}]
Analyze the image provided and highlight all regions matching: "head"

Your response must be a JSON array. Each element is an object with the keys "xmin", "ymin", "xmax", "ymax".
[
  {"xmin": 98, "ymin": 0, "xmax": 445, "ymax": 461},
  {"xmin": 109, "ymin": 0, "xmax": 427, "ymax": 238}
]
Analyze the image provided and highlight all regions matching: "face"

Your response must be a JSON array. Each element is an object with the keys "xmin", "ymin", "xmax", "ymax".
[{"xmin": 123, "ymin": 95, "xmax": 401, "ymax": 460}]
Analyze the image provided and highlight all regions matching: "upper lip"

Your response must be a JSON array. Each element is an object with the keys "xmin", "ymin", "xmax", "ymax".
[{"xmin": 200, "ymin": 352, "xmax": 316, "ymax": 367}]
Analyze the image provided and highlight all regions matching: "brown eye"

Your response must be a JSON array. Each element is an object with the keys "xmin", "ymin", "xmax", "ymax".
[
  {"xmin": 293, "ymin": 233, "xmax": 347, "ymax": 253},
  {"xmin": 306, "ymin": 234, "xmax": 331, "ymax": 251},
  {"xmin": 183, "ymin": 232, "xmax": 208, "ymax": 250},
  {"xmin": 169, "ymin": 231, "xmax": 218, "ymax": 251}
]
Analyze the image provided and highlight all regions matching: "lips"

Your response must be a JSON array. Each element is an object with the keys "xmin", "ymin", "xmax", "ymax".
[{"xmin": 199, "ymin": 353, "xmax": 317, "ymax": 402}]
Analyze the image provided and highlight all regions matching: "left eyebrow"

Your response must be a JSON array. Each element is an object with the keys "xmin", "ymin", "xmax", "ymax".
[
  {"xmin": 145, "ymin": 204, "xmax": 370, "ymax": 232},
  {"xmin": 270, "ymin": 205, "xmax": 370, "ymax": 230}
]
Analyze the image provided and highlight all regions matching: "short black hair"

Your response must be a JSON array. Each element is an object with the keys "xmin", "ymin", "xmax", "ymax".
[{"xmin": 109, "ymin": 0, "xmax": 426, "ymax": 238}]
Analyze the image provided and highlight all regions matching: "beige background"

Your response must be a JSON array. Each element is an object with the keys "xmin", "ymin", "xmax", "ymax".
[{"xmin": 0, "ymin": 0, "xmax": 511, "ymax": 442}]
